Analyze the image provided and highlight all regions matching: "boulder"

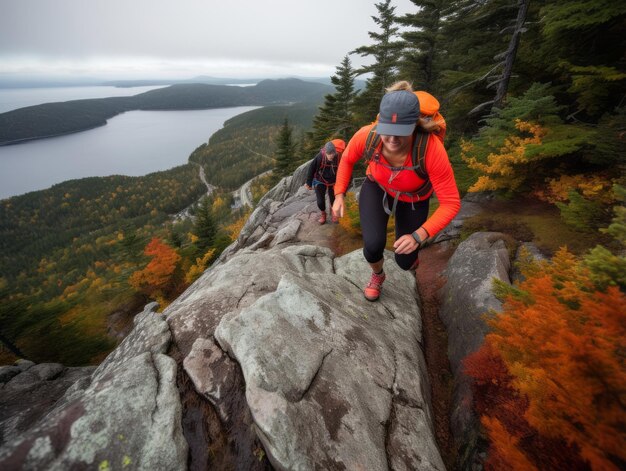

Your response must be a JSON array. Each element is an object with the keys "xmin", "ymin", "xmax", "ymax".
[
  {"xmin": 0, "ymin": 305, "xmax": 187, "ymax": 471},
  {"xmin": 0, "ymin": 365, "xmax": 95, "ymax": 447},
  {"xmin": 167, "ymin": 170, "xmax": 445, "ymax": 470},
  {"xmin": 439, "ymin": 232, "xmax": 512, "ymax": 470},
  {"xmin": 209, "ymin": 248, "xmax": 444, "ymax": 470}
]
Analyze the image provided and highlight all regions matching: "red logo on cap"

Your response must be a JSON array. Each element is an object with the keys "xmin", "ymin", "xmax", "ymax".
[{"xmin": 392, "ymin": 113, "xmax": 397, "ymax": 123}]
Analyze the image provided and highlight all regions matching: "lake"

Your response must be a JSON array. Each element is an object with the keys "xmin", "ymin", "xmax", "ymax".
[{"xmin": 0, "ymin": 106, "xmax": 260, "ymax": 200}]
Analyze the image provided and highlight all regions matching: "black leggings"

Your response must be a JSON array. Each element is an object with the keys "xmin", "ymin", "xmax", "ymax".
[
  {"xmin": 359, "ymin": 178, "xmax": 429, "ymax": 270},
  {"xmin": 314, "ymin": 183, "xmax": 335, "ymax": 211}
]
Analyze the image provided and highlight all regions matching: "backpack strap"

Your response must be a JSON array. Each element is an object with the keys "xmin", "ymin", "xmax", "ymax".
[
  {"xmin": 365, "ymin": 124, "xmax": 432, "ymax": 198},
  {"xmin": 364, "ymin": 125, "xmax": 382, "ymax": 162},
  {"xmin": 410, "ymin": 129, "xmax": 432, "ymax": 197}
]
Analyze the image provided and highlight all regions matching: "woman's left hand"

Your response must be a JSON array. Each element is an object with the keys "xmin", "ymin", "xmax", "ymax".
[{"xmin": 393, "ymin": 234, "xmax": 419, "ymax": 254}]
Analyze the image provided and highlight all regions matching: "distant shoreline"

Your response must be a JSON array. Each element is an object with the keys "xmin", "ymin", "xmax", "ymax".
[
  {"xmin": 0, "ymin": 79, "xmax": 332, "ymax": 146},
  {"xmin": 0, "ymin": 122, "xmax": 107, "ymax": 147}
]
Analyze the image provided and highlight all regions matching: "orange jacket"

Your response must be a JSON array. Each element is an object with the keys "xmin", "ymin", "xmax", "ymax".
[{"xmin": 335, "ymin": 124, "xmax": 460, "ymax": 237}]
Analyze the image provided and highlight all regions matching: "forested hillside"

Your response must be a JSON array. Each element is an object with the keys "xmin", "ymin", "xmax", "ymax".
[
  {"xmin": 0, "ymin": 101, "xmax": 321, "ymax": 366},
  {"xmin": 0, "ymin": 78, "xmax": 332, "ymax": 145},
  {"xmin": 191, "ymin": 103, "xmax": 318, "ymax": 189},
  {"xmin": 0, "ymin": 165, "xmax": 208, "ymax": 363}
]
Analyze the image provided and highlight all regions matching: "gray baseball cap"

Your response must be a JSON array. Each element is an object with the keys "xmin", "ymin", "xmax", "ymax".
[
  {"xmin": 324, "ymin": 141, "xmax": 336, "ymax": 154},
  {"xmin": 377, "ymin": 90, "xmax": 420, "ymax": 136}
]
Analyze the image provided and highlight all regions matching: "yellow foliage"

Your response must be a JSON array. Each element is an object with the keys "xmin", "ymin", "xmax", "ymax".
[
  {"xmin": 535, "ymin": 174, "xmax": 617, "ymax": 204},
  {"xmin": 188, "ymin": 232, "xmax": 199, "ymax": 244},
  {"xmin": 211, "ymin": 196, "xmax": 227, "ymax": 214},
  {"xmin": 185, "ymin": 248, "xmax": 216, "ymax": 284},
  {"xmin": 337, "ymin": 192, "xmax": 361, "ymax": 236},
  {"xmin": 463, "ymin": 120, "xmax": 545, "ymax": 192},
  {"xmin": 224, "ymin": 209, "xmax": 252, "ymax": 241}
]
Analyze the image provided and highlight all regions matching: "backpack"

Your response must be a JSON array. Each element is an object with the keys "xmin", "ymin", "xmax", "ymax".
[{"xmin": 363, "ymin": 91, "xmax": 446, "ymax": 214}]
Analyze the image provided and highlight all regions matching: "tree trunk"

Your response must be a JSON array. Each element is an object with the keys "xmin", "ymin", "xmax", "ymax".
[{"xmin": 493, "ymin": 0, "xmax": 530, "ymax": 109}]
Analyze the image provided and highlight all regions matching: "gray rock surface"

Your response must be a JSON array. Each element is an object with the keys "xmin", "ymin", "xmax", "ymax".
[
  {"xmin": 0, "ymin": 305, "xmax": 187, "ymax": 471},
  {"xmin": 214, "ymin": 248, "xmax": 444, "ymax": 470},
  {"xmin": 167, "ymin": 176, "xmax": 445, "ymax": 470},
  {"xmin": 0, "ymin": 366, "xmax": 21, "ymax": 384},
  {"xmin": 439, "ymin": 231, "xmax": 512, "ymax": 470},
  {"xmin": 0, "ymin": 365, "xmax": 95, "ymax": 447},
  {"xmin": 431, "ymin": 192, "xmax": 491, "ymax": 244}
]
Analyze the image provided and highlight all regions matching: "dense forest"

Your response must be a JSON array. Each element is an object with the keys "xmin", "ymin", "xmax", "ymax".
[
  {"xmin": 0, "ymin": 78, "xmax": 332, "ymax": 144},
  {"xmin": 0, "ymin": 0, "xmax": 624, "ymax": 468}
]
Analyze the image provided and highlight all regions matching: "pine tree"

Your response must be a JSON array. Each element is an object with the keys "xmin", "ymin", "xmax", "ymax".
[
  {"xmin": 536, "ymin": 0, "xmax": 626, "ymax": 118},
  {"xmin": 307, "ymin": 55, "xmax": 358, "ymax": 152},
  {"xmin": 396, "ymin": 0, "xmax": 446, "ymax": 92},
  {"xmin": 193, "ymin": 196, "xmax": 217, "ymax": 251},
  {"xmin": 351, "ymin": 0, "xmax": 404, "ymax": 123},
  {"xmin": 273, "ymin": 118, "xmax": 297, "ymax": 182},
  {"xmin": 438, "ymin": 0, "xmax": 519, "ymax": 129},
  {"xmin": 330, "ymin": 55, "xmax": 358, "ymax": 141}
]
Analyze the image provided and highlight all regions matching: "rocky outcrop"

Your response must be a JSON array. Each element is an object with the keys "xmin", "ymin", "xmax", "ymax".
[
  {"xmin": 438, "ymin": 232, "xmax": 512, "ymax": 470},
  {"xmin": 0, "ymin": 303, "xmax": 187, "ymax": 471},
  {"xmin": 167, "ymin": 238, "xmax": 444, "ymax": 468},
  {"xmin": 2, "ymin": 168, "xmax": 510, "ymax": 470},
  {"xmin": 0, "ymin": 361, "xmax": 95, "ymax": 447}
]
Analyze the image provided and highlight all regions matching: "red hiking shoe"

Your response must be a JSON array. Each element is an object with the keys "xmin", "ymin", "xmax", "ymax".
[
  {"xmin": 318, "ymin": 211, "xmax": 327, "ymax": 224},
  {"xmin": 364, "ymin": 271, "xmax": 386, "ymax": 301},
  {"xmin": 331, "ymin": 213, "xmax": 339, "ymax": 223}
]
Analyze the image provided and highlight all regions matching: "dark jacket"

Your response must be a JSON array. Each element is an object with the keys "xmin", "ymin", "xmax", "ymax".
[{"xmin": 306, "ymin": 151, "xmax": 339, "ymax": 187}]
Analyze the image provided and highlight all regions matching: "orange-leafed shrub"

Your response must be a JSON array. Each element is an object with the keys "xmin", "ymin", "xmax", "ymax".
[
  {"xmin": 130, "ymin": 237, "xmax": 182, "ymax": 303},
  {"xmin": 465, "ymin": 248, "xmax": 625, "ymax": 470}
]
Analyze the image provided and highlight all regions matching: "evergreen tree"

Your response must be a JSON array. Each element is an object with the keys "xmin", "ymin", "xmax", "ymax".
[
  {"xmin": 273, "ymin": 118, "xmax": 297, "ymax": 182},
  {"xmin": 438, "ymin": 0, "xmax": 520, "ymax": 130},
  {"xmin": 193, "ymin": 196, "xmax": 217, "ymax": 251},
  {"xmin": 307, "ymin": 55, "xmax": 358, "ymax": 152},
  {"xmin": 397, "ymin": 0, "xmax": 446, "ymax": 92},
  {"xmin": 351, "ymin": 0, "xmax": 404, "ymax": 124},
  {"xmin": 330, "ymin": 55, "xmax": 358, "ymax": 141},
  {"xmin": 534, "ymin": 0, "xmax": 626, "ymax": 119}
]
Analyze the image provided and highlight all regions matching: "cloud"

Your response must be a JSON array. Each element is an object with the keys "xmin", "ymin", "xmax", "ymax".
[{"xmin": 0, "ymin": 0, "xmax": 417, "ymax": 79}]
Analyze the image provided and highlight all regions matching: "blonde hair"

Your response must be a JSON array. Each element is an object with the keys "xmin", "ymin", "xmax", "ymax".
[{"xmin": 385, "ymin": 80, "xmax": 413, "ymax": 93}]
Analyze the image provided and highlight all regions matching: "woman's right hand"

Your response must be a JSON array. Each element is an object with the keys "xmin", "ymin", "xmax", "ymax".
[
  {"xmin": 304, "ymin": 184, "xmax": 312, "ymax": 190},
  {"xmin": 332, "ymin": 194, "xmax": 345, "ymax": 218}
]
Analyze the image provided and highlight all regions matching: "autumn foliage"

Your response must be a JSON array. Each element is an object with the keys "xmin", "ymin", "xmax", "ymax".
[
  {"xmin": 130, "ymin": 237, "xmax": 182, "ymax": 304},
  {"xmin": 464, "ymin": 248, "xmax": 626, "ymax": 470},
  {"xmin": 462, "ymin": 120, "xmax": 545, "ymax": 192},
  {"xmin": 337, "ymin": 192, "xmax": 362, "ymax": 237}
]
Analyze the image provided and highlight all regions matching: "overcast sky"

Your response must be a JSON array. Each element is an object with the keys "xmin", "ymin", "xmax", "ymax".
[{"xmin": 0, "ymin": 0, "xmax": 418, "ymax": 80}]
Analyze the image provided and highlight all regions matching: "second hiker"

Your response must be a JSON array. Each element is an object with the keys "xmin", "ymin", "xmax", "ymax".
[
  {"xmin": 305, "ymin": 139, "xmax": 346, "ymax": 224},
  {"xmin": 332, "ymin": 81, "xmax": 461, "ymax": 301}
]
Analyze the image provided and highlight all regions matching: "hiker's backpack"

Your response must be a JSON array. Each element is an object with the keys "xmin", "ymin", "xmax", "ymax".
[{"xmin": 364, "ymin": 91, "xmax": 446, "ymax": 202}]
